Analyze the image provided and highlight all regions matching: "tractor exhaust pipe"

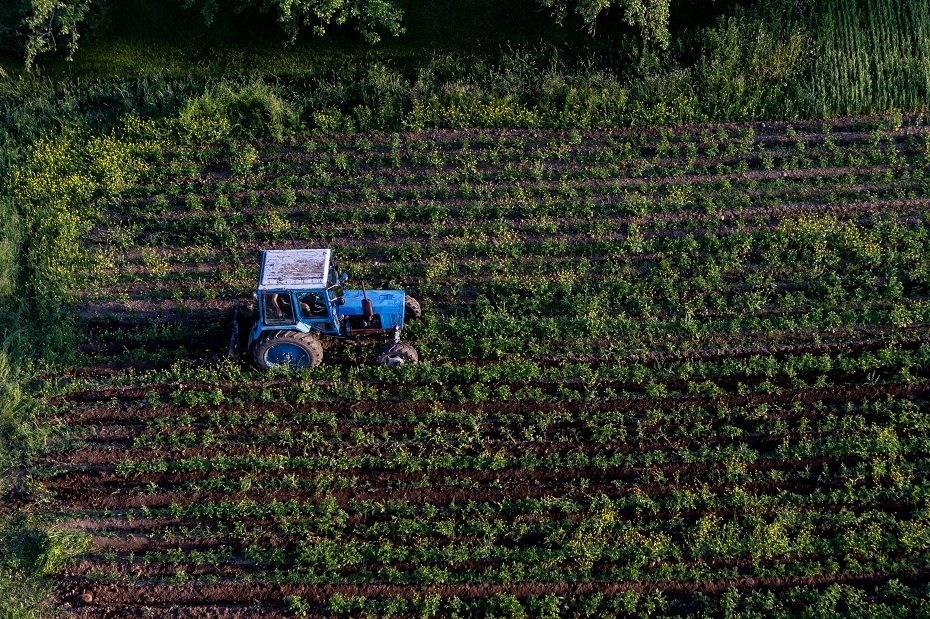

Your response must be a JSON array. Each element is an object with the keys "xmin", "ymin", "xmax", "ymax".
[{"xmin": 361, "ymin": 283, "xmax": 374, "ymax": 323}]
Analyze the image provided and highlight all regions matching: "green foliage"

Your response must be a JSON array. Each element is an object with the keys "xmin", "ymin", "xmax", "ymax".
[
  {"xmin": 0, "ymin": 345, "xmax": 44, "ymax": 498},
  {"xmin": 0, "ymin": 516, "xmax": 88, "ymax": 618},
  {"xmin": 694, "ymin": 9, "xmax": 813, "ymax": 119},
  {"xmin": 538, "ymin": 0, "xmax": 670, "ymax": 46},
  {"xmin": 12, "ymin": 0, "xmax": 930, "ymax": 123},
  {"xmin": 6, "ymin": 1, "xmax": 928, "ymax": 136},
  {"xmin": 23, "ymin": 0, "xmax": 406, "ymax": 65},
  {"xmin": 231, "ymin": 143, "xmax": 260, "ymax": 175},
  {"xmin": 406, "ymin": 91, "xmax": 541, "ymax": 129},
  {"xmin": 184, "ymin": 0, "xmax": 404, "ymax": 42},
  {"xmin": 11, "ymin": 128, "xmax": 147, "ymax": 299},
  {"xmin": 0, "ymin": 196, "xmax": 19, "ymax": 298},
  {"xmin": 23, "ymin": 0, "xmax": 94, "ymax": 67},
  {"xmin": 179, "ymin": 81, "xmax": 299, "ymax": 142},
  {"xmin": 810, "ymin": 0, "xmax": 930, "ymax": 114}
]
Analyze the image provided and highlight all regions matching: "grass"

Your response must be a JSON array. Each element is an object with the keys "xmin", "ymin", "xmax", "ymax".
[
  {"xmin": 0, "ymin": 349, "xmax": 60, "ymax": 619},
  {"xmin": 0, "ymin": 515, "xmax": 89, "ymax": 619},
  {"xmin": 0, "ymin": 104, "xmax": 81, "ymax": 619},
  {"xmin": 811, "ymin": 0, "xmax": 930, "ymax": 114}
]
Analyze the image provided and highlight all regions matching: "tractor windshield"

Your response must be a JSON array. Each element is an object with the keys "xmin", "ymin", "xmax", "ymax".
[{"xmin": 297, "ymin": 291, "xmax": 329, "ymax": 319}]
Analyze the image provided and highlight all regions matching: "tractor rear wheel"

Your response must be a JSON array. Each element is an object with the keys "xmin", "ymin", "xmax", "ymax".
[
  {"xmin": 252, "ymin": 330, "xmax": 323, "ymax": 371},
  {"xmin": 376, "ymin": 342, "xmax": 419, "ymax": 368},
  {"xmin": 404, "ymin": 295, "xmax": 422, "ymax": 321}
]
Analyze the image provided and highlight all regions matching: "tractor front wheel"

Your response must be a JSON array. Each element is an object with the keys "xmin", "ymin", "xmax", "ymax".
[
  {"xmin": 404, "ymin": 295, "xmax": 422, "ymax": 321},
  {"xmin": 252, "ymin": 330, "xmax": 323, "ymax": 371},
  {"xmin": 376, "ymin": 342, "xmax": 419, "ymax": 368}
]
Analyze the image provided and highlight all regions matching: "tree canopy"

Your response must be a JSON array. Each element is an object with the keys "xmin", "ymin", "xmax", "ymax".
[
  {"xmin": 180, "ymin": 0, "xmax": 404, "ymax": 43},
  {"xmin": 537, "ymin": 0, "xmax": 671, "ymax": 47},
  {"xmin": 24, "ymin": 0, "xmax": 94, "ymax": 66},
  {"xmin": 21, "ymin": 0, "xmax": 673, "ymax": 67}
]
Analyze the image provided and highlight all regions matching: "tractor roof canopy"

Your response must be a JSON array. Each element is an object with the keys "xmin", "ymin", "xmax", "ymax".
[{"xmin": 258, "ymin": 249, "xmax": 332, "ymax": 291}]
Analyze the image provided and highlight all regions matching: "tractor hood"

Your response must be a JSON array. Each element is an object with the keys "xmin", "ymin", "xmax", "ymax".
[{"xmin": 338, "ymin": 290, "xmax": 406, "ymax": 329}]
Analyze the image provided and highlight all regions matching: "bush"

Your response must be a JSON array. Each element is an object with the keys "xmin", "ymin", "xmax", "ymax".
[
  {"xmin": 693, "ymin": 10, "xmax": 812, "ymax": 120},
  {"xmin": 354, "ymin": 63, "xmax": 409, "ymax": 130},
  {"xmin": 179, "ymin": 81, "xmax": 299, "ymax": 142},
  {"xmin": 406, "ymin": 90, "xmax": 540, "ymax": 129},
  {"xmin": 230, "ymin": 143, "xmax": 259, "ymax": 176}
]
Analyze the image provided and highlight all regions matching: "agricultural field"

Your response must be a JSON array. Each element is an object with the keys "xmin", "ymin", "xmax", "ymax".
[{"xmin": 25, "ymin": 115, "xmax": 930, "ymax": 616}]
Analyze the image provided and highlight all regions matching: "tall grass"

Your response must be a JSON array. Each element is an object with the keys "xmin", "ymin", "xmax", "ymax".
[
  {"xmin": 0, "ymin": 346, "xmax": 39, "ymax": 497},
  {"xmin": 0, "ymin": 198, "xmax": 18, "ymax": 299},
  {"xmin": 811, "ymin": 0, "xmax": 930, "ymax": 115},
  {"xmin": 0, "ymin": 94, "xmax": 91, "ymax": 619},
  {"xmin": 0, "ymin": 326, "xmax": 58, "ymax": 618}
]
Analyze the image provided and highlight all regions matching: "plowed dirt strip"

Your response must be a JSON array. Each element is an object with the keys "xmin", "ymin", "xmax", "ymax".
[
  {"xmin": 144, "ymin": 124, "xmax": 928, "ymax": 171},
  {"xmin": 67, "ymin": 606, "xmax": 279, "ymax": 619},
  {"xmin": 60, "ymin": 567, "xmax": 930, "ymax": 607},
  {"xmin": 40, "ymin": 453, "xmax": 874, "ymax": 495},
  {"xmin": 41, "ymin": 457, "xmax": 917, "ymax": 510},
  {"xmin": 60, "ymin": 500, "xmax": 925, "ymax": 551},
  {"xmin": 48, "ymin": 495, "xmax": 924, "ymax": 538},
  {"xmin": 72, "ymin": 321, "xmax": 930, "ymax": 373},
  {"xmin": 130, "ymin": 152, "xmax": 913, "ymax": 197},
  {"xmin": 43, "ymin": 425, "xmax": 915, "ymax": 464},
  {"xmin": 59, "ymin": 548, "xmax": 925, "ymax": 585},
  {"xmin": 52, "ymin": 379, "xmax": 930, "ymax": 428},
  {"xmin": 115, "ymin": 179, "xmax": 930, "ymax": 231},
  {"xmin": 155, "ymin": 116, "xmax": 928, "ymax": 151},
  {"xmin": 48, "ymin": 377, "xmax": 930, "ymax": 413},
  {"xmin": 101, "ymin": 190, "xmax": 930, "ymax": 250}
]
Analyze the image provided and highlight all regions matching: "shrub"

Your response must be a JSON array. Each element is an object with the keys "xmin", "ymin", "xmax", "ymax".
[
  {"xmin": 179, "ymin": 81, "xmax": 299, "ymax": 142},
  {"xmin": 694, "ymin": 10, "xmax": 812, "ymax": 120}
]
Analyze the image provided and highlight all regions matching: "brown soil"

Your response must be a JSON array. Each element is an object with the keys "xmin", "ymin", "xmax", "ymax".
[{"xmin": 59, "ymin": 566, "xmax": 930, "ymax": 608}]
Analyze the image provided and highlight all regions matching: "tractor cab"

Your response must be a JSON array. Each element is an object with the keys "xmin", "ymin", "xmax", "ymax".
[
  {"xmin": 255, "ymin": 249, "xmax": 345, "ymax": 337},
  {"xmin": 248, "ymin": 248, "xmax": 421, "ymax": 370}
]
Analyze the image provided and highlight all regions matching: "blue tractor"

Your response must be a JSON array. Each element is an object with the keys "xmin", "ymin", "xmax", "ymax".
[{"xmin": 247, "ymin": 248, "xmax": 421, "ymax": 370}]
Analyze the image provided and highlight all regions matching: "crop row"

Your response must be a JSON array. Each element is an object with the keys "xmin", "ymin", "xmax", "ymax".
[
  {"xmin": 117, "ymin": 165, "xmax": 930, "ymax": 230},
  {"xmin": 40, "ymin": 122, "xmax": 930, "ymax": 615},
  {"xmin": 138, "ymin": 124, "xmax": 927, "ymax": 190}
]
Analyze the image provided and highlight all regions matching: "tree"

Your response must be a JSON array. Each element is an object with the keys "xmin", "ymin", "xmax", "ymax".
[
  {"xmin": 182, "ymin": 0, "xmax": 404, "ymax": 43},
  {"xmin": 23, "ymin": 0, "xmax": 405, "ymax": 68},
  {"xmin": 24, "ymin": 0, "xmax": 94, "ymax": 67},
  {"xmin": 537, "ymin": 0, "xmax": 671, "ymax": 48}
]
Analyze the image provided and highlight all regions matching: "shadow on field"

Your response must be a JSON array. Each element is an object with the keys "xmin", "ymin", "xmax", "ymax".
[
  {"xmin": 77, "ymin": 305, "xmax": 234, "ymax": 369},
  {"xmin": 75, "ymin": 302, "xmax": 362, "ymax": 370}
]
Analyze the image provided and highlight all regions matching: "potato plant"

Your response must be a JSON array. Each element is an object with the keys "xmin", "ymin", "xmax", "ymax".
[{"xmin": 21, "ymin": 115, "xmax": 930, "ymax": 616}]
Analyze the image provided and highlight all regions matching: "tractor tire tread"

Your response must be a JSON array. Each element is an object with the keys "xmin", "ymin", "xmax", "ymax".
[
  {"xmin": 404, "ymin": 295, "xmax": 422, "ymax": 321},
  {"xmin": 376, "ymin": 342, "xmax": 419, "ymax": 366},
  {"xmin": 252, "ymin": 330, "xmax": 324, "ymax": 370}
]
